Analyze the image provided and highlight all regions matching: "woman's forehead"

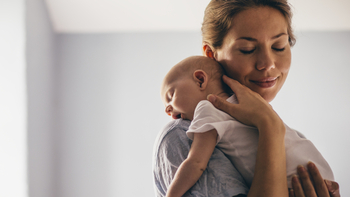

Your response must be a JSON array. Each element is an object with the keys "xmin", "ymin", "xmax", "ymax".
[{"xmin": 229, "ymin": 6, "xmax": 288, "ymax": 40}]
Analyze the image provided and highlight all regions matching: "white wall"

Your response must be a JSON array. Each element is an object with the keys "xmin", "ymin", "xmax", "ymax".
[
  {"xmin": 0, "ymin": 0, "xmax": 27, "ymax": 196},
  {"xmin": 26, "ymin": 0, "xmax": 57, "ymax": 196},
  {"xmin": 56, "ymin": 31, "xmax": 350, "ymax": 197}
]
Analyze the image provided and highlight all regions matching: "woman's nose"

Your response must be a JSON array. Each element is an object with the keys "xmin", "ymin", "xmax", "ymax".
[
  {"xmin": 256, "ymin": 48, "xmax": 275, "ymax": 71},
  {"xmin": 165, "ymin": 105, "xmax": 173, "ymax": 116}
]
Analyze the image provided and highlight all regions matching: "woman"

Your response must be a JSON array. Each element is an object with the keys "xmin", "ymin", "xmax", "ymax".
[{"xmin": 153, "ymin": 0, "xmax": 340, "ymax": 196}]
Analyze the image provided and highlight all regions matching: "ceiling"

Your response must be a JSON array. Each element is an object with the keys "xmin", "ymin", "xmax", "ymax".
[{"xmin": 44, "ymin": 0, "xmax": 350, "ymax": 33}]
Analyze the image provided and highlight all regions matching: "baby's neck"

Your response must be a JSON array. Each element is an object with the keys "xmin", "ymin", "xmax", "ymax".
[
  {"xmin": 216, "ymin": 91, "xmax": 230, "ymax": 100},
  {"xmin": 206, "ymin": 83, "xmax": 231, "ymax": 101},
  {"xmin": 208, "ymin": 88, "xmax": 230, "ymax": 101}
]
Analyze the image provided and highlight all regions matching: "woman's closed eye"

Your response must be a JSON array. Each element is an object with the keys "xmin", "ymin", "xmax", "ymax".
[
  {"xmin": 240, "ymin": 48, "xmax": 256, "ymax": 54},
  {"xmin": 272, "ymin": 40, "xmax": 288, "ymax": 52},
  {"xmin": 272, "ymin": 47, "xmax": 285, "ymax": 52},
  {"xmin": 240, "ymin": 46, "xmax": 286, "ymax": 54}
]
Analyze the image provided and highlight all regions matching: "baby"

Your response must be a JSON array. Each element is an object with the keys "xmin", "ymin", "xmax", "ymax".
[{"xmin": 160, "ymin": 56, "xmax": 334, "ymax": 197}]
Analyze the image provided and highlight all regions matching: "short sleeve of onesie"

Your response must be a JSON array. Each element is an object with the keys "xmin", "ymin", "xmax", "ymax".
[{"xmin": 187, "ymin": 99, "xmax": 237, "ymax": 143}]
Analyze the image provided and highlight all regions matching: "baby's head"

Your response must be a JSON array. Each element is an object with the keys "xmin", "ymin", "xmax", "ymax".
[{"xmin": 161, "ymin": 56, "xmax": 227, "ymax": 120}]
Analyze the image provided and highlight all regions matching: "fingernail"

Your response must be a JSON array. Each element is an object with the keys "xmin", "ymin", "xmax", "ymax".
[
  {"xmin": 207, "ymin": 94, "xmax": 216, "ymax": 102},
  {"xmin": 297, "ymin": 165, "xmax": 305, "ymax": 172},
  {"xmin": 289, "ymin": 188, "xmax": 294, "ymax": 195},
  {"xmin": 307, "ymin": 161, "xmax": 315, "ymax": 169},
  {"xmin": 292, "ymin": 175, "xmax": 298, "ymax": 183}
]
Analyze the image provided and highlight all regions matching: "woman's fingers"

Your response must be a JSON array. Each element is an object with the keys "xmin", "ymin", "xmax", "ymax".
[
  {"xmin": 222, "ymin": 75, "xmax": 242, "ymax": 93},
  {"xmin": 306, "ymin": 162, "xmax": 330, "ymax": 197},
  {"xmin": 222, "ymin": 75, "xmax": 249, "ymax": 100},
  {"xmin": 289, "ymin": 188, "xmax": 295, "ymax": 197},
  {"xmin": 304, "ymin": 162, "xmax": 340, "ymax": 197},
  {"xmin": 292, "ymin": 175, "xmax": 306, "ymax": 197},
  {"xmin": 292, "ymin": 163, "xmax": 337, "ymax": 197},
  {"xmin": 207, "ymin": 94, "xmax": 236, "ymax": 117},
  {"xmin": 298, "ymin": 165, "xmax": 318, "ymax": 197},
  {"xmin": 292, "ymin": 165, "xmax": 318, "ymax": 197}
]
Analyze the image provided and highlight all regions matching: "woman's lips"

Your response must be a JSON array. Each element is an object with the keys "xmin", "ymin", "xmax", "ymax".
[{"xmin": 250, "ymin": 77, "xmax": 277, "ymax": 88}]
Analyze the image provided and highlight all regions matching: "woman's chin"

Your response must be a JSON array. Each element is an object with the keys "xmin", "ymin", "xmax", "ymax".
[
  {"xmin": 264, "ymin": 95, "xmax": 276, "ymax": 103},
  {"xmin": 254, "ymin": 90, "xmax": 277, "ymax": 103},
  {"xmin": 248, "ymin": 84, "xmax": 281, "ymax": 103}
]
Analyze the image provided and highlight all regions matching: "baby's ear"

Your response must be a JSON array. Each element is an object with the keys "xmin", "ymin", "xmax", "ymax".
[{"xmin": 193, "ymin": 70, "xmax": 208, "ymax": 90}]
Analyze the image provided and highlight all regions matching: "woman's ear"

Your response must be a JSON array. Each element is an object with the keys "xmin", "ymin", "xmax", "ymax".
[
  {"xmin": 193, "ymin": 70, "xmax": 208, "ymax": 90},
  {"xmin": 203, "ymin": 44, "xmax": 216, "ymax": 60}
]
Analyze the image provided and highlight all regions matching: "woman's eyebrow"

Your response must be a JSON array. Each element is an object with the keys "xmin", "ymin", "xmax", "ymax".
[
  {"xmin": 235, "ymin": 33, "xmax": 287, "ymax": 41},
  {"xmin": 272, "ymin": 33, "xmax": 287, "ymax": 39},
  {"xmin": 236, "ymin": 37, "xmax": 257, "ymax": 41}
]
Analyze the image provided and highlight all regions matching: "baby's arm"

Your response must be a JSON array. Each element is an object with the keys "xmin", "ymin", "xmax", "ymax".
[{"xmin": 166, "ymin": 129, "xmax": 218, "ymax": 197}]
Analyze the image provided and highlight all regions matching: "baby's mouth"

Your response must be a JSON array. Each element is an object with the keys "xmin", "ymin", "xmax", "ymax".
[{"xmin": 172, "ymin": 113, "xmax": 182, "ymax": 119}]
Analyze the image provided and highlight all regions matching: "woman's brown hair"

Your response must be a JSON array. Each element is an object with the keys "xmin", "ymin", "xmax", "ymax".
[{"xmin": 202, "ymin": 0, "xmax": 296, "ymax": 51}]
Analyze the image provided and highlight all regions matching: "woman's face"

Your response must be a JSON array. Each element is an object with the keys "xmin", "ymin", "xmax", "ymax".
[{"xmin": 214, "ymin": 6, "xmax": 291, "ymax": 103}]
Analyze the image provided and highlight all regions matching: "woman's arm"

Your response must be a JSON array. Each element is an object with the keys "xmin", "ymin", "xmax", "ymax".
[
  {"xmin": 208, "ymin": 75, "xmax": 288, "ymax": 197},
  {"xmin": 166, "ymin": 130, "xmax": 218, "ymax": 197},
  {"xmin": 248, "ymin": 116, "xmax": 287, "ymax": 197}
]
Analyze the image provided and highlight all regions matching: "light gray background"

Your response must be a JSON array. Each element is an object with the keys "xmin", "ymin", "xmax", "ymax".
[
  {"xmin": 25, "ymin": 0, "xmax": 350, "ymax": 197},
  {"xmin": 0, "ymin": 0, "xmax": 26, "ymax": 196}
]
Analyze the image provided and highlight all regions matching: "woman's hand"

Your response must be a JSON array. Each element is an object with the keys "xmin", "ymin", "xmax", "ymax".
[
  {"xmin": 289, "ymin": 162, "xmax": 340, "ymax": 197},
  {"xmin": 208, "ymin": 75, "xmax": 283, "ymax": 130}
]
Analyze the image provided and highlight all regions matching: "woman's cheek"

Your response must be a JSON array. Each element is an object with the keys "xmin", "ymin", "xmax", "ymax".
[
  {"xmin": 225, "ymin": 56, "xmax": 251, "ymax": 80},
  {"xmin": 278, "ymin": 48, "xmax": 292, "ymax": 72},
  {"xmin": 217, "ymin": 50, "xmax": 253, "ymax": 80}
]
